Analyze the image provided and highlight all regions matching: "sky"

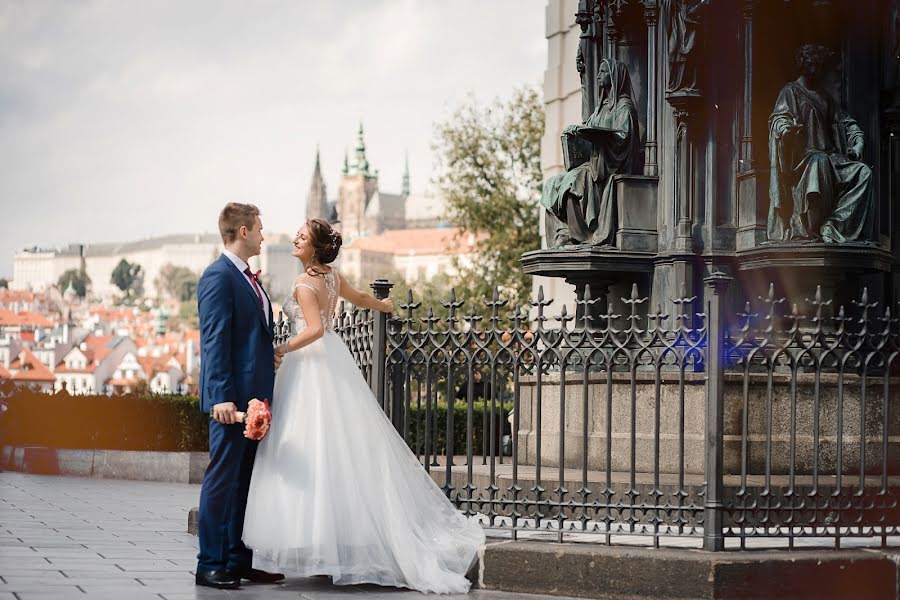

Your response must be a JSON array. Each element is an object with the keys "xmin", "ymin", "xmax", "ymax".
[{"xmin": 0, "ymin": 0, "xmax": 547, "ymax": 279}]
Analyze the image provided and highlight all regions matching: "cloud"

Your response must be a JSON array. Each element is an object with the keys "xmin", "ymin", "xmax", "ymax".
[{"xmin": 0, "ymin": 0, "xmax": 546, "ymax": 278}]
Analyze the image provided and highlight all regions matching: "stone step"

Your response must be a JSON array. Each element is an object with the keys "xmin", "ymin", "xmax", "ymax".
[
  {"xmin": 481, "ymin": 540, "xmax": 899, "ymax": 600},
  {"xmin": 186, "ymin": 507, "xmax": 899, "ymax": 599}
]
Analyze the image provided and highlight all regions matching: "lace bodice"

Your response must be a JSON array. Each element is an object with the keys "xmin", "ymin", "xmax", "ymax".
[{"xmin": 282, "ymin": 269, "xmax": 339, "ymax": 334}]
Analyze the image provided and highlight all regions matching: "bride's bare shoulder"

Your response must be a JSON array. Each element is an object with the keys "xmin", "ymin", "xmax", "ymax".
[{"xmin": 292, "ymin": 273, "xmax": 321, "ymax": 293}]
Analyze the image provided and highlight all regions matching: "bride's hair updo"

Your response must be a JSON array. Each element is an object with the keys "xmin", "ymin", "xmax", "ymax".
[{"xmin": 306, "ymin": 218, "xmax": 343, "ymax": 265}]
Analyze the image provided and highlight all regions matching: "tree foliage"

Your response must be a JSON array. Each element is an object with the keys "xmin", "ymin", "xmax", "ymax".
[
  {"xmin": 0, "ymin": 278, "xmax": 7, "ymax": 289},
  {"xmin": 177, "ymin": 300, "xmax": 199, "ymax": 329},
  {"xmin": 382, "ymin": 271, "xmax": 456, "ymax": 321},
  {"xmin": 155, "ymin": 263, "xmax": 200, "ymax": 302},
  {"xmin": 57, "ymin": 269, "xmax": 90, "ymax": 298},
  {"xmin": 432, "ymin": 86, "xmax": 544, "ymax": 307},
  {"xmin": 111, "ymin": 258, "xmax": 144, "ymax": 300}
]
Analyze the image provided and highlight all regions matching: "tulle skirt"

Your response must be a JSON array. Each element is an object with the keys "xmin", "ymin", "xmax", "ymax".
[{"xmin": 242, "ymin": 330, "xmax": 485, "ymax": 594}]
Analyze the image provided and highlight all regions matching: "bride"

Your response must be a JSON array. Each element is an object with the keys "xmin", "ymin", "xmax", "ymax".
[{"xmin": 242, "ymin": 218, "xmax": 485, "ymax": 594}]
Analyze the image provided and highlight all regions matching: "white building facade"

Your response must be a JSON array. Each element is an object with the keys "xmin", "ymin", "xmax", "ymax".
[{"xmin": 12, "ymin": 234, "xmax": 302, "ymax": 304}]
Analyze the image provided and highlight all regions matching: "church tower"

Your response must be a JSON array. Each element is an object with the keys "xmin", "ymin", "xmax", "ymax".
[
  {"xmin": 305, "ymin": 146, "xmax": 329, "ymax": 222},
  {"xmin": 336, "ymin": 122, "xmax": 379, "ymax": 241},
  {"xmin": 401, "ymin": 150, "xmax": 410, "ymax": 198}
]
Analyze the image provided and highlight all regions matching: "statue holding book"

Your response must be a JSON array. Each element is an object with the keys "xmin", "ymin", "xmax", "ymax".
[
  {"xmin": 540, "ymin": 58, "xmax": 642, "ymax": 247},
  {"xmin": 767, "ymin": 44, "xmax": 875, "ymax": 243}
]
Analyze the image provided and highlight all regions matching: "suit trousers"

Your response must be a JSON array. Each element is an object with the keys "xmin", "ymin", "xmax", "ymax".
[{"xmin": 196, "ymin": 419, "xmax": 258, "ymax": 573}]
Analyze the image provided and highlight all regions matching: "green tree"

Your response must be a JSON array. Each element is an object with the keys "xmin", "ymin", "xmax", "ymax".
[
  {"xmin": 383, "ymin": 271, "xmax": 456, "ymax": 322},
  {"xmin": 111, "ymin": 258, "xmax": 144, "ymax": 301},
  {"xmin": 432, "ymin": 86, "xmax": 544, "ymax": 308},
  {"xmin": 155, "ymin": 263, "xmax": 200, "ymax": 302},
  {"xmin": 178, "ymin": 300, "xmax": 199, "ymax": 329},
  {"xmin": 57, "ymin": 269, "xmax": 91, "ymax": 298},
  {"xmin": 0, "ymin": 278, "xmax": 7, "ymax": 289}
]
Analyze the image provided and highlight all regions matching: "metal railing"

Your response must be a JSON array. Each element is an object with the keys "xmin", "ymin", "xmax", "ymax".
[{"xmin": 274, "ymin": 275, "xmax": 900, "ymax": 550}]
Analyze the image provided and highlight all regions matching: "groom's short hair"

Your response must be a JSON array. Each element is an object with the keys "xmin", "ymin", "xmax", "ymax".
[{"xmin": 218, "ymin": 203, "xmax": 260, "ymax": 244}]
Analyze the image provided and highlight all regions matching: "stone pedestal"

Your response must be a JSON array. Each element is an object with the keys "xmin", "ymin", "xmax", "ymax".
[
  {"xmin": 736, "ymin": 243, "xmax": 894, "ymax": 318},
  {"xmin": 521, "ymin": 246, "xmax": 654, "ymax": 328},
  {"xmin": 515, "ymin": 371, "xmax": 900, "ymax": 477},
  {"xmin": 613, "ymin": 175, "xmax": 659, "ymax": 253}
]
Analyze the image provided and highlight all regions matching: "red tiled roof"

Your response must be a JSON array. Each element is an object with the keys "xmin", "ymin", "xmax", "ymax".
[
  {"xmin": 9, "ymin": 348, "xmax": 56, "ymax": 382},
  {"xmin": 107, "ymin": 378, "xmax": 139, "ymax": 387},
  {"xmin": 0, "ymin": 309, "xmax": 55, "ymax": 328},
  {"xmin": 0, "ymin": 289, "xmax": 38, "ymax": 304},
  {"xmin": 55, "ymin": 335, "xmax": 117, "ymax": 373},
  {"xmin": 137, "ymin": 356, "xmax": 157, "ymax": 377},
  {"xmin": 346, "ymin": 228, "xmax": 480, "ymax": 256},
  {"xmin": 85, "ymin": 335, "xmax": 116, "ymax": 364}
]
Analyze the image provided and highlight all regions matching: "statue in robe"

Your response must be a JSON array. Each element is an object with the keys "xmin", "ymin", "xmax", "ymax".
[
  {"xmin": 540, "ymin": 59, "xmax": 641, "ymax": 247},
  {"xmin": 665, "ymin": 0, "xmax": 711, "ymax": 94},
  {"xmin": 767, "ymin": 44, "xmax": 875, "ymax": 243}
]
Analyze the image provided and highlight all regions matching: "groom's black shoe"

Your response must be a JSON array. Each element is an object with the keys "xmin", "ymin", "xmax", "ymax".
[
  {"xmin": 195, "ymin": 570, "xmax": 240, "ymax": 589},
  {"xmin": 228, "ymin": 567, "xmax": 285, "ymax": 584}
]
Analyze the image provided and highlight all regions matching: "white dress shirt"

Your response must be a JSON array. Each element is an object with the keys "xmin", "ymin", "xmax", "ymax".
[{"xmin": 222, "ymin": 249, "xmax": 270, "ymax": 325}]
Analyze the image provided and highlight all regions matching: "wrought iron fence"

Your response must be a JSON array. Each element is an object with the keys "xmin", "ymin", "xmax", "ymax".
[{"xmin": 274, "ymin": 275, "xmax": 900, "ymax": 550}]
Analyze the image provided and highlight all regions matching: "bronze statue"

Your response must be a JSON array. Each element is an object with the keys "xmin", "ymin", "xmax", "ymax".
[
  {"xmin": 540, "ymin": 58, "xmax": 641, "ymax": 247},
  {"xmin": 767, "ymin": 44, "xmax": 874, "ymax": 243},
  {"xmin": 666, "ymin": 0, "xmax": 710, "ymax": 94}
]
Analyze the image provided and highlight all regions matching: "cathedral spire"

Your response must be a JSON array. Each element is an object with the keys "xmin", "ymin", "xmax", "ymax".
[
  {"xmin": 350, "ymin": 121, "xmax": 371, "ymax": 176},
  {"xmin": 401, "ymin": 150, "xmax": 410, "ymax": 197},
  {"xmin": 341, "ymin": 148, "xmax": 349, "ymax": 175},
  {"xmin": 305, "ymin": 145, "xmax": 328, "ymax": 222}
]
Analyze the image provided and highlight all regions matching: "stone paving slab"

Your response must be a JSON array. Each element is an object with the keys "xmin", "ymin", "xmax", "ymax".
[{"xmin": 0, "ymin": 473, "xmax": 582, "ymax": 600}]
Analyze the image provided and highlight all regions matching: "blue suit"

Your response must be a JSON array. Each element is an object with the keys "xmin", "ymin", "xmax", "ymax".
[{"xmin": 196, "ymin": 253, "xmax": 275, "ymax": 574}]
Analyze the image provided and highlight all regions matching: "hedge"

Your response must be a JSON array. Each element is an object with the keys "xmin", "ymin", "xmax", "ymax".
[
  {"xmin": 1, "ymin": 389, "xmax": 208, "ymax": 452},
  {"xmin": 405, "ymin": 400, "xmax": 513, "ymax": 456},
  {"xmin": 0, "ymin": 390, "xmax": 512, "ymax": 457}
]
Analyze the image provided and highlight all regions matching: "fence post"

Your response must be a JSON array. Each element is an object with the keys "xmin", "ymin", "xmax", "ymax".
[
  {"xmin": 389, "ymin": 317, "xmax": 405, "ymax": 433},
  {"xmin": 703, "ymin": 271, "xmax": 731, "ymax": 552},
  {"xmin": 369, "ymin": 279, "xmax": 393, "ymax": 412}
]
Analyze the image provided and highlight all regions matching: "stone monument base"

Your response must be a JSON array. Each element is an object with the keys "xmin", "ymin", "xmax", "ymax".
[
  {"xmin": 521, "ymin": 246, "xmax": 655, "ymax": 326},
  {"xmin": 736, "ymin": 243, "xmax": 893, "ymax": 317},
  {"xmin": 516, "ymin": 371, "xmax": 900, "ymax": 477}
]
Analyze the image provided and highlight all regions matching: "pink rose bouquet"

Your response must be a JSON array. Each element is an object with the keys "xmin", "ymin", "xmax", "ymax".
[
  {"xmin": 239, "ymin": 398, "xmax": 272, "ymax": 440},
  {"xmin": 209, "ymin": 398, "xmax": 272, "ymax": 441}
]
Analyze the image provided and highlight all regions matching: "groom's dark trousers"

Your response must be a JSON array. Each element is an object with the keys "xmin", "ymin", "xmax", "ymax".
[{"xmin": 196, "ymin": 254, "xmax": 274, "ymax": 575}]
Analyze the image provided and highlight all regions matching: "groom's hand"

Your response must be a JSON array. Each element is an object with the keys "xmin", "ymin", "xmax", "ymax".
[
  {"xmin": 212, "ymin": 402, "xmax": 238, "ymax": 425},
  {"xmin": 274, "ymin": 345, "xmax": 286, "ymax": 370}
]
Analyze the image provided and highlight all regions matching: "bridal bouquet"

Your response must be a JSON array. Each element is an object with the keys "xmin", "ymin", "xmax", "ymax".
[{"xmin": 210, "ymin": 398, "xmax": 272, "ymax": 440}]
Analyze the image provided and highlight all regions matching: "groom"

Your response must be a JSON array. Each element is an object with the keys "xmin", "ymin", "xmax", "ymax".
[{"xmin": 196, "ymin": 203, "xmax": 285, "ymax": 589}]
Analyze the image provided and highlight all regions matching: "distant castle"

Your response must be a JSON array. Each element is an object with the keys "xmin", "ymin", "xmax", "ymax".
[
  {"xmin": 10, "ymin": 124, "xmax": 473, "ymax": 301},
  {"xmin": 305, "ymin": 123, "xmax": 475, "ymax": 287},
  {"xmin": 305, "ymin": 123, "xmax": 445, "ymax": 241}
]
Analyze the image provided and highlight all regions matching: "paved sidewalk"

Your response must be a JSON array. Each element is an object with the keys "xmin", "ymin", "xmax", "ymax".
[{"xmin": 0, "ymin": 473, "xmax": 580, "ymax": 600}]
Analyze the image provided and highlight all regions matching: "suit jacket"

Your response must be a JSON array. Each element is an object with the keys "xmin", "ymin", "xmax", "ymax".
[{"xmin": 197, "ymin": 254, "xmax": 275, "ymax": 414}]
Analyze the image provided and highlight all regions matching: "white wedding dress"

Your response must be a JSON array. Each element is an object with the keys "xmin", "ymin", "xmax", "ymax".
[{"xmin": 242, "ymin": 269, "xmax": 485, "ymax": 594}]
